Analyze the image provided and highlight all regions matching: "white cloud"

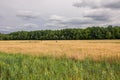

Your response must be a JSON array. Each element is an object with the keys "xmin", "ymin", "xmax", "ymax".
[
  {"xmin": 49, "ymin": 15, "xmax": 66, "ymax": 22},
  {"xmin": 19, "ymin": 23, "xmax": 39, "ymax": 28}
]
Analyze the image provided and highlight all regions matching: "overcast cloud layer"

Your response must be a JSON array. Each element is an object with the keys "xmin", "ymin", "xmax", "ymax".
[{"xmin": 0, "ymin": 0, "xmax": 120, "ymax": 33}]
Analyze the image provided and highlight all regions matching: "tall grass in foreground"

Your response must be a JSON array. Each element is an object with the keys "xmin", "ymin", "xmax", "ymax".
[{"xmin": 0, "ymin": 52, "xmax": 120, "ymax": 80}]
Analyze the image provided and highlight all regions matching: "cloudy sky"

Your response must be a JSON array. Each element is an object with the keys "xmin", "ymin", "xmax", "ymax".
[{"xmin": 0, "ymin": 0, "xmax": 120, "ymax": 33}]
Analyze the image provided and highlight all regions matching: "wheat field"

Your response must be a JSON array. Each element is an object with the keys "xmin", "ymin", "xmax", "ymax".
[
  {"xmin": 0, "ymin": 40, "xmax": 120, "ymax": 80},
  {"xmin": 0, "ymin": 40, "xmax": 120, "ymax": 60}
]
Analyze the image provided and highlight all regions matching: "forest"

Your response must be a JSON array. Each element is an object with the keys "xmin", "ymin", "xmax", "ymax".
[{"xmin": 0, "ymin": 26, "xmax": 120, "ymax": 40}]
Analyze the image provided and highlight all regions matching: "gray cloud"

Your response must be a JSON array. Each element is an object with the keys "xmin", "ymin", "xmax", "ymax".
[
  {"xmin": 73, "ymin": 0, "xmax": 102, "ymax": 9},
  {"xmin": 84, "ymin": 10, "xmax": 111, "ymax": 21},
  {"xmin": 47, "ymin": 13, "xmax": 116, "ymax": 28},
  {"xmin": 47, "ymin": 15, "xmax": 97, "ymax": 28},
  {"xmin": 73, "ymin": 1, "xmax": 98, "ymax": 9},
  {"xmin": 103, "ymin": 1, "xmax": 120, "ymax": 9},
  {"xmin": 85, "ymin": 15, "xmax": 109, "ymax": 21},
  {"xmin": 16, "ymin": 11, "xmax": 40, "ymax": 20},
  {"xmin": 0, "ymin": 26, "xmax": 14, "ymax": 33},
  {"xmin": 73, "ymin": 2, "xmax": 82, "ymax": 8},
  {"xmin": 0, "ymin": 23, "xmax": 39, "ymax": 33},
  {"xmin": 73, "ymin": 0, "xmax": 120, "ymax": 9}
]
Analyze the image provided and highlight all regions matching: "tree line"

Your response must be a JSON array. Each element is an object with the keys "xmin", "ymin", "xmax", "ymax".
[{"xmin": 0, "ymin": 26, "xmax": 120, "ymax": 40}]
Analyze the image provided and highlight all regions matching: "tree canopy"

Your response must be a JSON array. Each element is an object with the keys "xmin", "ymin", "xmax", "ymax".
[{"xmin": 0, "ymin": 26, "xmax": 120, "ymax": 40}]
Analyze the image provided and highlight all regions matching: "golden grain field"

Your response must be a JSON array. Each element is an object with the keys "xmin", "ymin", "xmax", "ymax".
[{"xmin": 0, "ymin": 40, "xmax": 120, "ymax": 60}]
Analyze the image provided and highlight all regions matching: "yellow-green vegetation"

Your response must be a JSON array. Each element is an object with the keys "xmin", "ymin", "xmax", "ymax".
[
  {"xmin": 0, "ymin": 52, "xmax": 120, "ymax": 80},
  {"xmin": 0, "ymin": 40, "xmax": 120, "ymax": 60},
  {"xmin": 0, "ymin": 40, "xmax": 120, "ymax": 80}
]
